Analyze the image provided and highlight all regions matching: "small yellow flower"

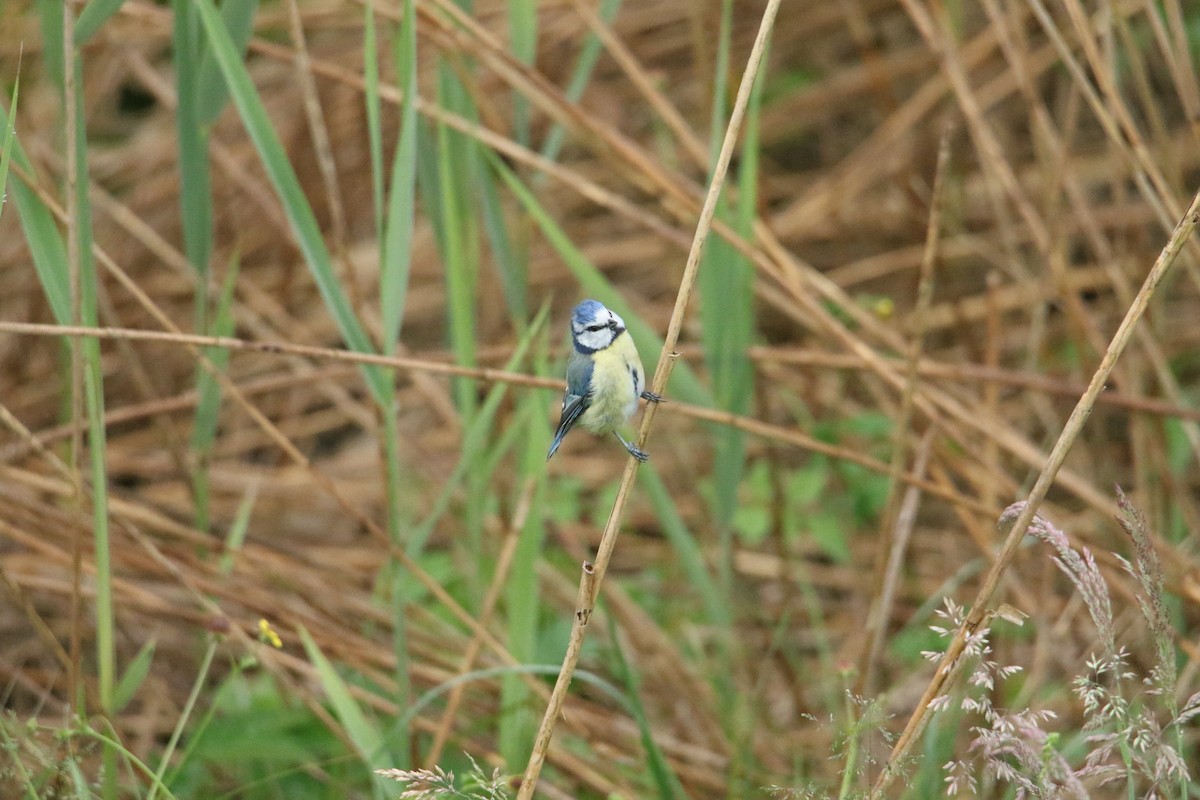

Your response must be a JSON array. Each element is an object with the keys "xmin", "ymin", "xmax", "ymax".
[{"xmin": 257, "ymin": 618, "xmax": 283, "ymax": 649}]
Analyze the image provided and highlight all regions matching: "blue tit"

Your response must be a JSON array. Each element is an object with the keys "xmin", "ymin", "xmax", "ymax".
[{"xmin": 547, "ymin": 299, "xmax": 662, "ymax": 462}]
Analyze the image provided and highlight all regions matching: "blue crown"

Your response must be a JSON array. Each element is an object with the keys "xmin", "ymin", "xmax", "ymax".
[{"xmin": 572, "ymin": 299, "xmax": 606, "ymax": 326}]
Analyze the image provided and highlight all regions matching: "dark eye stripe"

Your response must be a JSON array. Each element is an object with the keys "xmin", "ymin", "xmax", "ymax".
[{"xmin": 585, "ymin": 324, "xmax": 606, "ymax": 332}]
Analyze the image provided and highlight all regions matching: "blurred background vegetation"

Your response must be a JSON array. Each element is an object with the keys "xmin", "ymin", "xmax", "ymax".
[{"xmin": 1, "ymin": 0, "xmax": 1199, "ymax": 797}]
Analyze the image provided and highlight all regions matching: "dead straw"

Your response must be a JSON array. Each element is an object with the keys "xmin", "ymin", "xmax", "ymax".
[{"xmin": 870, "ymin": 185, "xmax": 1200, "ymax": 798}]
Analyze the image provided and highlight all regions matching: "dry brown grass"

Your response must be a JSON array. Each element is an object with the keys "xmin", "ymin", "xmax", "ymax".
[{"xmin": 1, "ymin": 0, "xmax": 1199, "ymax": 797}]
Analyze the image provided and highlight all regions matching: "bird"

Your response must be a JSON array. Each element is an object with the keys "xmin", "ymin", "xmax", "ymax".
[{"xmin": 546, "ymin": 299, "xmax": 661, "ymax": 462}]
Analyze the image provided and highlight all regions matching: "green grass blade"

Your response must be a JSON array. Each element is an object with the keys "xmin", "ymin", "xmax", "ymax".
[
  {"xmin": 608, "ymin": 616, "xmax": 685, "ymax": 799},
  {"xmin": 699, "ymin": 38, "xmax": 764, "ymax": 564},
  {"xmin": 74, "ymin": 0, "xmax": 125, "ymax": 43},
  {"xmin": 479, "ymin": 151, "xmax": 526, "ymax": 324},
  {"xmin": 0, "ymin": 111, "xmax": 68, "ymax": 322},
  {"xmin": 499, "ymin": 394, "xmax": 549, "ymax": 769},
  {"xmin": 707, "ymin": 0, "xmax": 734, "ymax": 157},
  {"xmin": 433, "ymin": 68, "xmax": 480, "ymax": 418},
  {"xmin": 34, "ymin": 0, "xmax": 64, "ymax": 86},
  {"xmin": 297, "ymin": 626, "xmax": 391, "ymax": 794},
  {"xmin": 639, "ymin": 467, "xmax": 729, "ymax": 631},
  {"xmin": 0, "ymin": 75, "xmax": 18, "ymax": 225},
  {"xmin": 363, "ymin": 1, "xmax": 385, "ymax": 245},
  {"xmin": 381, "ymin": 0, "xmax": 418, "ymax": 350},
  {"xmin": 172, "ymin": 0, "xmax": 213, "ymax": 289},
  {"xmin": 196, "ymin": 0, "xmax": 259, "ymax": 127},
  {"xmin": 53, "ymin": 39, "xmax": 117, "ymax": 797},
  {"xmin": 508, "ymin": 0, "xmax": 536, "ymax": 146},
  {"xmin": 193, "ymin": 0, "xmax": 387, "ymax": 403},
  {"xmin": 539, "ymin": 0, "xmax": 622, "ymax": 165},
  {"xmin": 218, "ymin": 481, "xmax": 258, "ymax": 576},
  {"xmin": 112, "ymin": 640, "xmax": 156, "ymax": 713},
  {"xmin": 190, "ymin": 256, "xmax": 239, "ymax": 534}
]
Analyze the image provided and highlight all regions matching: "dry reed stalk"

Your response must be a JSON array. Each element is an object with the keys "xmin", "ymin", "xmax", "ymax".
[
  {"xmin": 516, "ymin": 0, "xmax": 782, "ymax": 794},
  {"xmin": 870, "ymin": 185, "xmax": 1200, "ymax": 798},
  {"xmin": 859, "ymin": 129, "xmax": 949, "ymax": 696},
  {"xmin": 984, "ymin": 0, "xmax": 1200, "ymax": 472},
  {"xmin": 564, "ymin": 0, "xmax": 709, "ymax": 169},
  {"xmin": 982, "ymin": 271, "xmax": 1001, "ymax": 515}
]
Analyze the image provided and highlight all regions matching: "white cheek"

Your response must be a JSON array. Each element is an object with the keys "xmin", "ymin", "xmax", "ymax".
[{"xmin": 577, "ymin": 329, "xmax": 613, "ymax": 351}]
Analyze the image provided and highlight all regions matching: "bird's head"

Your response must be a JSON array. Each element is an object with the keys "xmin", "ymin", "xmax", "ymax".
[{"xmin": 571, "ymin": 299, "xmax": 625, "ymax": 352}]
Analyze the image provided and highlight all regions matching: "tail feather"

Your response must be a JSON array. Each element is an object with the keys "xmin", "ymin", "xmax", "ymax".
[
  {"xmin": 547, "ymin": 395, "xmax": 587, "ymax": 461},
  {"xmin": 546, "ymin": 429, "xmax": 568, "ymax": 461}
]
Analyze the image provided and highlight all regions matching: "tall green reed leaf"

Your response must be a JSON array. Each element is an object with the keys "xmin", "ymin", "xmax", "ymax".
[
  {"xmin": 480, "ymin": 153, "xmax": 527, "ymax": 324},
  {"xmin": 173, "ymin": 0, "xmax": 219, "ymax": 533},
  {"xmin": 699, "ymin": 26, "xmax": 765, "ymax": 610},
  {"xmin": 499, "ymin": 389, "xmax": 550, "ymax": 769},
  {"xmin": 190, "ymin": 257, "xmax": 240, "ymax": 535},
  {"xmin": 38, "ymin": 12, "xmax": 119, "ymax": 792},
  {"xmin": 508, "ymin": 0, "xmax": 536, "ymax": 146},
  {"xmin": 74, "ymin": 0, "xmax": 126, "ymax": 44},
  {"xmin": 431, "ymin": 69, "xmax": 481, "ymax": 419},
  {"xmin": 298, "ymin": 626, "xmax": 392, "ymax": 797},
  {"xmin": 67, "ymin": 38, "xmax": 115, "ymax": 730},
  {"xmin": 0, "ymin": 115, "xmax": 69, "ymax": 322},
  {"xmin": 172, "ymin": 0, "xmax": 214, "ymax": 304},
  {"xmin": 34, "ymin": 0, "xmax": 64, "ymax": 85},
  {"xmin": 195, "ymin": 0, "xmax": 258, "ymax": 128},
  {"xmin": 193, "ymin": 0, "xmax": 389, "ymax": 404},
  {"xmin": 0, "ymin": 75, "xmax": 18, "ymax": 225},
  {"xmin": 539, "ymin": 0, "xmax": 623, "ymax": 165},
  {"xmin": 608, "ymin": 616, "xmax": 686, "ymax": 800},
  {"xmin": 375, "ymin": 0, "xmax": 421, "ymax": 733},
  {"xmin": 381, "ymin": 0, "xmax": 418, "ymax": 351},
  {"xmin": 363, "ymin": 1, "xmax": 385, "ymax": 245}
]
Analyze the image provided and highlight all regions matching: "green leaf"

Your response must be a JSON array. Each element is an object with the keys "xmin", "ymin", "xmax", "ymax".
[
  {"xmin": 112, "ymin": 640, "xmax": 156, "ymax": 713},
  {"xmin": 808, "ymin": 508, "xmax": 850, "ymax": 564},
  {"xmin": 0, "ymin": 74, "xmax": 18, "ymax": 227},
  {"xmin": 363, "ymin": 1, "xmax": 385, "ymax": 246},
  {"xmin": 172, "ymin": 0, "xmax": 214, "ymax": 289},
  {"xmin": 193, "ymin": 0, "xmax": 387, "ymax": 403},
  {"xmin": 508, "ymin": 0, "xmax": 536, "ymax": 145},
  {"xmin": 380, "ymin": 0, "xmax": 418, "ymax": 351},
  {"xmin": 218, "ymin": 481, "xmax": 258, "ymax": 576},
  {"xmin": 297, "ymin": 626, "xmax": 392, "ymax": 792},
  {"xmin": 196, "ymin": 0, "xmax": 259, "ymax": 127},
  {"xmin": 74, "ymin": 0, "xmax": 125, "ymax": 43},
  {"xmin": 539, "ymin": 0, "xmax": 622, "ymax": 164},
  {"xmin": 788, "ymin": 459, "xmax": 828, "ymax": 505}
]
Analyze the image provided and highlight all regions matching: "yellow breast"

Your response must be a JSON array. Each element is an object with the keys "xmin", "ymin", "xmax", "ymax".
[{"xmin": 579, "ymin": 334, "xmax": 643, "ymax": 434}]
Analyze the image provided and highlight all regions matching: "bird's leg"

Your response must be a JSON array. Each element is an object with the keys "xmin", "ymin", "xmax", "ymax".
[
  {"xmin": 640, "ymin": 390, "xmax": 663, "ymax": 403},
  {"xmin": 613, "ymin": 431, "xmax": 649, "ymax": 462}
]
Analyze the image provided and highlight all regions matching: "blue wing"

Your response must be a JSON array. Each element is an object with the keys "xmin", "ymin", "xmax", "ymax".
[
  {"xmin": 564, "ymin": 350, "xmax": 594, "ymax": 398},
  {"xmin": 547, "ymin": 353, "xmax": 594, "ymax": 461}
]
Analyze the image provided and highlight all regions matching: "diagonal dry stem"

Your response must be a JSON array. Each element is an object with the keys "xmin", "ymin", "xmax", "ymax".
[
  {"xmin": 858, "ymin": 128, "xmax": 950, "ymax": 696},
  {"xmin": 870, "ymin": 184, "xmax": 1200, "ymax": 798},
  {"xmin": 515, "ymin": 0, "xmax": 782, "ymax": 795}
]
